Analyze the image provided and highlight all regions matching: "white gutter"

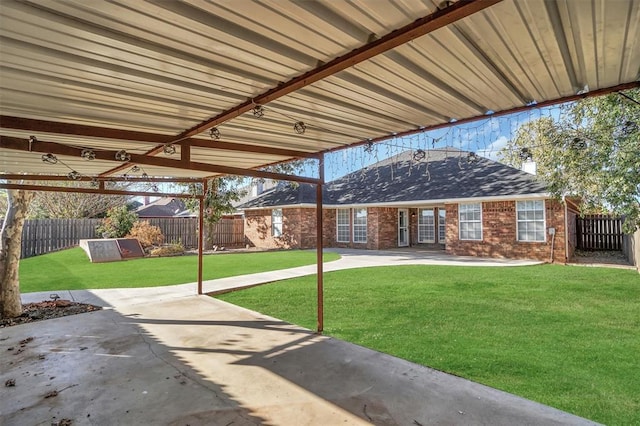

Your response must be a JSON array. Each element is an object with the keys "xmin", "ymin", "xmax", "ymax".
[{"xmin": 240, "ymin": 193, "xmax": 551, "ymax": 211}]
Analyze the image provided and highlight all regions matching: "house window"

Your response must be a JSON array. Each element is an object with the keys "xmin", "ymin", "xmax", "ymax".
[
  {"xmin": 353, "ymin": 208, "xmax": 367, "ymax": 243},
  {"xmin": 336, "ymin": 209, "xmax": 350, "ymax": 242},
  {"xmin": 418, "ymin": 209, "xmax": 435, "ymax": 242},
  {"xmin": 271, "ymin": 208, "xmax": 283, "ymax": 237},
  {"xmin": 438, "ymin": 209, "xmax": 446, "ymax": 242},
  {"xmin": 517, "ymin": 200, "xmax": 545, "ymax": 242},
  {"xmin": 459, "ymin": 203, "xmax": 482, "ymax": 240}
]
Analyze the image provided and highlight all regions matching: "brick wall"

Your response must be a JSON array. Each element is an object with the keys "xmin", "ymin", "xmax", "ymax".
[
  {"xmin": 445, "ymin": 199, "xmax": 567, "ymax": 262},
  {"xmin": 323, "ymin": 209, "xmax": 337, "ymax": 247},
  {"xmin": 246, "ymin": 200, "xmax": 568, "ymax": 262},
  {"xmin": 375, "ymin": 207, "xmax": 398, "ymax": 249},
  {"xmin": 245, "ymin": 208, "xmax": 317, "ymax": 249}
]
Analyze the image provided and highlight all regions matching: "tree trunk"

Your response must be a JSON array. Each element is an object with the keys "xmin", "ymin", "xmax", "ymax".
[{"xmin": 0, "ymin": 188, "xmax": 35, "ymax": 318}]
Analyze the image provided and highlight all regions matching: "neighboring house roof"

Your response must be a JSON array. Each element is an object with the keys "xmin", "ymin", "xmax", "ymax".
[
  {"xmin": 240, "ymin": 148, "xmax": 549, "ymax": 209},
  {"xmin": 136, "ymin": 198, "xmax": 194, "ymax": 217},
  {"xmin": 232, "ymin": 179, "xmax": 278, "ymax": 208}
]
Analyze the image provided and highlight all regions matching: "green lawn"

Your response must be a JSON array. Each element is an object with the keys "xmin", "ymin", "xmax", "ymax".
[
  {"xmin": 217, "ymin": 264, "xmax": 640, "ymax": 425},
  {"xmin": 19, "ymin": 247, "xmax": 339, "ymax": 292}
]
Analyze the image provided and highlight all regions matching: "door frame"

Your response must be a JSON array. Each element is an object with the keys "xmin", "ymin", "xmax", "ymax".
[{"xmin": 398, "ymin": 208, "xmax": 409, "ymax": 247}]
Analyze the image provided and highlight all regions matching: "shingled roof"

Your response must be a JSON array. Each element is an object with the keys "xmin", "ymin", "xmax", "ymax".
[{"xmin": 240, "ymin": 148, "xmax": 548, "ymax": 209}]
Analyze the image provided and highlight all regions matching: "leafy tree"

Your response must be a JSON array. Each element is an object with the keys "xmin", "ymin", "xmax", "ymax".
[
  {"xmin": 500, "ymin": 89, "xmax": 640, "ymax": 232},
  {"xmin": 184, "ymin": 177, "xmax": 246, "ymax": 224},
  {"xmin": 96, "ymin": 205, "xmax": 138, "ymax": 238},
  {"xmin": 184, "ymin": 159, "xmax": 310, "ymax": 223}
]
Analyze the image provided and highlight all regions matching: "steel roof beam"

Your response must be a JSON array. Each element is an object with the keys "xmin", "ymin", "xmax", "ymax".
[
  {"xmin": 0, "ymin": 135, "xmax": 320, "ymax": 185},
  {"xmin": 322, "ymin": 81, "xmax": 640, "ymax": 154},
  {"xmin": 96, "ymin": 0, "xmax": 500, "ymax": 177},
  {"xmin": 0, "ymin": 182, "xmax": 201, "ymax": 199},
  {"xmin": 0, "ymin": 116, "xmax": 319, "ymax": 159},
  {"xmin": 0, "ymin": 173, "xmax": 202, "ymax": 183},
  {"xmin": 171, "ymin": 0, "xmax": 503, "ymax": 143}
]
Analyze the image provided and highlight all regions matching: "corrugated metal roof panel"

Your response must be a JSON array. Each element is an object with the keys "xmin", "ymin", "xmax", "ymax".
[{"xmin": 0, "ymin": 0, "xmax": 638, "ymax": 183}]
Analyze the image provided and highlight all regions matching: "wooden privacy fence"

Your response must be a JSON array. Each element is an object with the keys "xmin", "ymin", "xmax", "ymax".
[
  {"xmin": 576, "ymin": 214, "xmax": 623, "ymax": 251},
  {"xmin": 19, "ymin": 217, "xmax": 245, "ymax": 258},
  {"xmin": 206, "ymin": 218, "xmax": 245, "ymax": 247},
  {"xmin": 144, "ymin": 217, "xmax": 198, "ymax": 247},
  {"xmin": 21, "ymin": 218, "xmax": 101, "ymax": 259}
]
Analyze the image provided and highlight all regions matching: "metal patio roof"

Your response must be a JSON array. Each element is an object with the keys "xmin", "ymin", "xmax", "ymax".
[{"xmin": 1, "ymin": 0, "xmax": 639, "ymax": 184}]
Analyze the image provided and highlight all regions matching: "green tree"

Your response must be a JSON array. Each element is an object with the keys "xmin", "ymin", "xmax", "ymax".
[
  {"xmin": 96, "ymin": 205, "xmax": 138, "ymax": 238},
  {"xmin": 184, "ymin": 159, "xmax": 310, "ymax": 224},
  {"xmin": 500, "ymin": 89, "xmax": 640, "ymax": 232}
]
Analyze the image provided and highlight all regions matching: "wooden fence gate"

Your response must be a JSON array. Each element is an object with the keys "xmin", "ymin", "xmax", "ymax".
[{"xmin": 576, "ymin": 214, "xmax": 623, "ymax": 251}]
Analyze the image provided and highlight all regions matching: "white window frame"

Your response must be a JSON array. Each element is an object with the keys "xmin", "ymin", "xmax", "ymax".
[
  {"xmin": 459, "ymin": 203, "xmax": 482, "ymax": 241},
  {"xmin": 352, "ymin": 208, "xmax": 367, "ymax": 243},
  {"xmin": 418, "ymin": 208, "xmax": 435, "ymax": 243},
  {"xmin": 271, "ymin": 208, "xmax": 283, "ymax": 237},
  {"xmin": 336, "ymin": 208, "xmax": 350, "ymax": 243},
  {"xmin": 516, "ymin": 200, "xmax": 546, "ymax": 242}
]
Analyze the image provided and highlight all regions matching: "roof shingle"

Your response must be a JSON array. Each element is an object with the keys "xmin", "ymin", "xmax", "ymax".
[{"xmin": 240, "ymin": 149, "xmax": 548, "ymax": 209}]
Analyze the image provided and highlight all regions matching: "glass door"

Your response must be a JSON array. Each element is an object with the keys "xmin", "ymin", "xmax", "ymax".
[{"xmin": 398, "ymin": 209, "xmax": 409, "ymax": 247}]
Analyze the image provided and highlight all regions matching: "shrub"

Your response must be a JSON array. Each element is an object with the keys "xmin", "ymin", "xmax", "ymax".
[
  {"xmin": 127, "ymin": 221, "xmax": 164, "ymax": 248},
  {"xmin": 96, "ymin": 206, "xmax": 137, "ymax": 238},
  {"xmin": 150, "ymin": 243, "xmax": 185, "ymax": 257}
]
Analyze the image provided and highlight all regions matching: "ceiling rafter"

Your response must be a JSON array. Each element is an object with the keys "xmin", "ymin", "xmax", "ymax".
[
  {"xmin": 0, "ymin": 182, "xmax": 202, "ymax": 199},
  {"xmin": 0, "ymin": 135, "xmax": 320, "ymax": 184},
  {"xmin": 0, "ymin": 116, "xmax": 320, "ymax": 159},
  {"xmin": 171, "ymin": 0, "xmax": 502, "ymax": 142},
  {"xmin": 98, "ymin": 0, "xmax": 501, "ymax": 177},
  {"xmin": 322, "ymin": 81, "xmax": 640, "ymax": 154},
  {"xmin": 0, "ymin": 173, "xmax": 202, "ymax": 183}
]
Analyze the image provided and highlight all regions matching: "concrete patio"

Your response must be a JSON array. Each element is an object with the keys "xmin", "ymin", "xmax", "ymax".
[{"xmin": 2, "ymin": 249, "xmax": 599, "ymax": 425}]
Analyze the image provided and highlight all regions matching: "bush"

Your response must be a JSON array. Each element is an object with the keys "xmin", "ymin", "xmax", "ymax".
[
  {"xmin": 96, "ymin": 206, "xmax": 137, "ymax": 238},
  {"xmin": 149, "ymin": 243, "xmax": 185, "ymax": 257},
  {"xmin": 127, "ymin": 221, "xmax": 164, "ymax": 248}
]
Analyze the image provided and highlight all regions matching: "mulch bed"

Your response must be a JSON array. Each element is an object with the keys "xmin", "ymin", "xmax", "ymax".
[{"xmin": 0, "ymin": 300, "xmax": 102, "ymax": 328}]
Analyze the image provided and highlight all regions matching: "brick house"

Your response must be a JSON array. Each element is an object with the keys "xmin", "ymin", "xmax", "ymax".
[{"xmin": 240, "ymin": 149, "xmax": 579, "ymax": 262}]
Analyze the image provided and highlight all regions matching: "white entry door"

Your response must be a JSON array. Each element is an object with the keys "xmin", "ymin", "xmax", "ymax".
[{"xmin": 398, "ymin": 209, "xmax": 409, "ymax": 247}]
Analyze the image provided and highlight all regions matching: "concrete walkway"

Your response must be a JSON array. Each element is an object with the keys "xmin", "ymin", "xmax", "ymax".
[
  {"xmin": 21, "ymin": 248, "xmax": 541, "ymax": 308},
  {"xmin": 4, "ymin": 250, "xmax": 599, "ymax": 425}
]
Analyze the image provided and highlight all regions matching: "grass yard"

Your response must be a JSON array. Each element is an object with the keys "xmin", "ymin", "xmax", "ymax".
[
  {"xmin": 19, "ymin": 247, "xmax": 339, "ymax": 292},
  {"xmin": 217, "ymin": 264, "xmax": 640, "ymax": 425}
]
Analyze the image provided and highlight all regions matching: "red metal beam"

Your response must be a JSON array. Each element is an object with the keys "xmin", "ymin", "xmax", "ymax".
[
  {"xmin": 170, "ymin": 0, "xmax": 501, "ymax": 143},
  {"xmin": 0, "ymin": 173, "xmax": 202, "ymax": 183},
  {"xmin": 0, "ymin": 116, "xmax": 319, "ymax": 160},
  {"xmin": 0, "ymin": 182, "xmax": 200, "ymax": 199},
  {"xmin": 323, "ymin": 81, "xmax": 640, "ymax": 154},
  {"xmin": 0, "ymin": 135, "xmax": 320, "ymax": 185}
]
